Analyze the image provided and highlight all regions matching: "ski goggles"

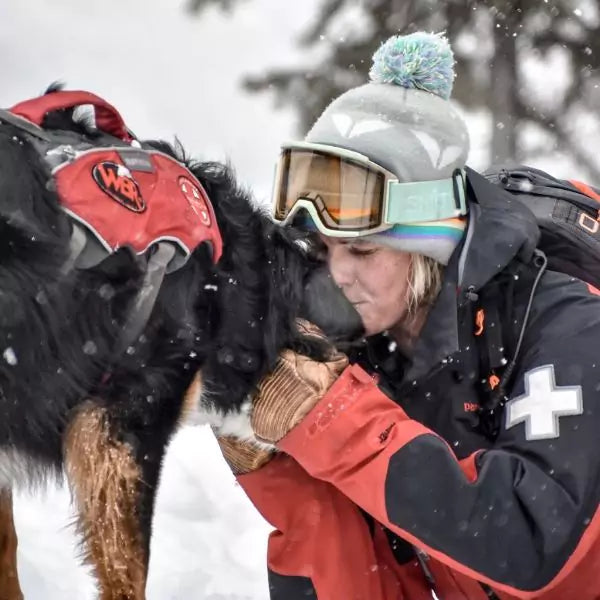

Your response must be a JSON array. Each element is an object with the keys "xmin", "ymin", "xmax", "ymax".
[{"xmin": 272, "ymin": 142, "xmax": 468, "ymax": 237}]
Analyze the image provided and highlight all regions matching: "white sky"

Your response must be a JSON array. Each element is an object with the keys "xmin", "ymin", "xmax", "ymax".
[{"xmin": 0, "ymin": 0, "xmax": 324, "ymax": 201}]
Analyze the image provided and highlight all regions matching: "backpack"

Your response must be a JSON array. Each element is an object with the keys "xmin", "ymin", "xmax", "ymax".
[
  {"xmin": 484, "ymin": 166, "xmax": 600, "ymax": 289},
  {"xmin": 473, "ymin": 166, "xmax": 600, "ymax": 435},
  {"xmin": 0, "ymin": 89, "xmax": 223, "ymax": 350}
]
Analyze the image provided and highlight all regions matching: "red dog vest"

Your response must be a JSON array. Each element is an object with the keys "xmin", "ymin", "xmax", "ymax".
[
  {"xmin": 53, "ymin": 146, "xmax": 223, "ymax": 264},
  {"xmin": 7, "ymin": 90, "xmax": 223, "ymax": 267}
]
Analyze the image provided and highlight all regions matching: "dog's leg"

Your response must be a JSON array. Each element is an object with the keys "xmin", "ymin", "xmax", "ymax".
[
  {"xmin": 0, "ymin": 489, "xmax": 23, "ymax": 600},
  {"xmin": 64, "ymin": 403, "xmax": 150, "ymax": 600}
]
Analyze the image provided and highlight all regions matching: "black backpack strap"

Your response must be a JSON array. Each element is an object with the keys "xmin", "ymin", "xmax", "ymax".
[
  {"xmin": 475, "ymin": 251, "xmax": 548, "ymax": 439},
  {"xmin": 486, "ymin": 166, "xmax": 600, "ymax": 289}
]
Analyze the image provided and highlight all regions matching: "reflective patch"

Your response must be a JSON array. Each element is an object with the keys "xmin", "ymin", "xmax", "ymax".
[
  {"xmin": 118, "ymin": 149, "xmax": 155, "ymax": 173},
  {"xmin": 505, "ymin": 364, "xmax": 583, "ymax": 440},
  {"xmin": 179, "ymin": 176, "xmax": 211, "ymax": 226}
]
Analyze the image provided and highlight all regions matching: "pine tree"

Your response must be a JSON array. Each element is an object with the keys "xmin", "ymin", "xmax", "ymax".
[
  {"xmin": 189, "ymin": 0, "xmax": 600, "ymax": 180},
  {"xmin": 185, "ymin": 0, "xmax": 245, "ymax": 14}
]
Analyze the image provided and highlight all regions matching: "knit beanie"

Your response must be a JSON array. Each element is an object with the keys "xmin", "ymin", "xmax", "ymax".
[{"xmin": 304, "ymin": 32, "xmax": 470, "ymax": 265}]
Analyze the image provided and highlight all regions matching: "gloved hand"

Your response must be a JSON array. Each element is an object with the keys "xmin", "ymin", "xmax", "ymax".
[
  {"xmin": 215, "ymin": 321, "xmax": 348, "ymax": 474},
  {"xmin": 215, "ymin": 435, "xmax": 274, "ymax": 475},
  {"xmin": 250, "ymin": 321, "xmax": 348, "ymax": 444}
]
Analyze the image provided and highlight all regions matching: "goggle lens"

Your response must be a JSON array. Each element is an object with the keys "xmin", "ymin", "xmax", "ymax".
[{"xmin": 275, "ymin": 148, "xmax": 385, "ymax": 231}]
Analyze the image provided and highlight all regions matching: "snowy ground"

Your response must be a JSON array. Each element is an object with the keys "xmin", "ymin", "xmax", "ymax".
[{"xmin": 15, "ymin": 426, "xmax": 271, "ymax": 599}]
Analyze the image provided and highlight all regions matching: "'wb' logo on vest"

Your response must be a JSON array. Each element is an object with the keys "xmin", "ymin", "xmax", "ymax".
[{"xmin": 93, "ymin": 161, "xmax": 146, "ymax": 213}]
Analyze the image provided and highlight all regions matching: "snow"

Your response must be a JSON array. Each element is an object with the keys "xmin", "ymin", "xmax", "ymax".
[
  {"xmin": 2, "ymin": 347, "xmax": 18, "ymax": 366},
  {"xmin": 15, "ymin": 427, "xmax": 271, "ymax": 599}
]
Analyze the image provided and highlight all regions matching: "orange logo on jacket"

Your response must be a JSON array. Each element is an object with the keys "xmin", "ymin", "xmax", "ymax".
[{"xmin": 92, "ymin": 161, "xmax": 146, "ymax": 212}]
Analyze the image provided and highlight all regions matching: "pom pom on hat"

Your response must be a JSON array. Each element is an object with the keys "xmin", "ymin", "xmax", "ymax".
[{"xmin": 369, "ymin": 32, "xmax": 455, "ymax": 100}]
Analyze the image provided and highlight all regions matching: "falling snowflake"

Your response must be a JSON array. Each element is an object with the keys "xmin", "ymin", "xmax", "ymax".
[{"xmin": 3, "ymin": 347, "xmax": 17, "ymax": 366}]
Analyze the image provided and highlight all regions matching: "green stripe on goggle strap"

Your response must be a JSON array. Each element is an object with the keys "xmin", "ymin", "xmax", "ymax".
[
  {"xmin": 381, "ymin": 222, "xmax": 466, "ymax": 240},
  {"xmin": 385, "ymin": 173, "xmax": 467, "ymax": 224}
]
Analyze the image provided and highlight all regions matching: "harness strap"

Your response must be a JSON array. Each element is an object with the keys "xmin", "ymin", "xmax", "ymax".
[
  {"xmin": 60, "ymin": 223, "xmax": 88, "ymax": 274},
  {"xmin": 9, "ymin": 90, "xmax": 132, "ymax": 142},
  {"xmin": 0, "ymin": 108, "xmax": 51, "ymax": 141},
  {"xmin": 115, "ymin": 242, "xmax": 176, "ymax": 354}
]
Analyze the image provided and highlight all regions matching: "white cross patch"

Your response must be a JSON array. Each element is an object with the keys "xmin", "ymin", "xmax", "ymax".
[{"xmin": 505, "ymin": 364, "xmax": 583, "ymax": 441}]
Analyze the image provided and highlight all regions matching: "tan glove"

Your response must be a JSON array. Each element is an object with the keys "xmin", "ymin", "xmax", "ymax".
[
  {"xmin": 215, "ymin": 435, "xmax": 274, "ymax": 475},
  {"xmin": 214, "ymin": 321, "xmax": 347, "ymax": 473},
  {"xmin": 251, "ymin": 321, "xmax": 348, "ymax": 444}
]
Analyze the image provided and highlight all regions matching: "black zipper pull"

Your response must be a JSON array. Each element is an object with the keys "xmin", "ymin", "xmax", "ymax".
[
  {"xmin": 465, "ymin": 286, "xmax": 479, "ymax": 302},
  {"xmin": 480, "ymin": 583, "xmax": 501, "ymax": 599},
  {"xmin": 414, "ymin": 547, "xmax": 437, "ymax": 589}
]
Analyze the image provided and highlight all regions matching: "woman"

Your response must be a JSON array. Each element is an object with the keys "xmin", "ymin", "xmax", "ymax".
[{"xmin": 216, "ymin": 33, "xmax": 600, "ymax": 599}]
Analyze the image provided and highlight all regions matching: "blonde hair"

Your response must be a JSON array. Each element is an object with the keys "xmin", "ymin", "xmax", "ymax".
[{"xmin": 406, "ymin": 253, "xmax": 443, "ymax": 316}]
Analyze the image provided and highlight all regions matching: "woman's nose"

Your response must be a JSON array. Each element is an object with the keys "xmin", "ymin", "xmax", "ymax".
[{"xmin": 327, "ymin": 245, "xmax": 356, "ymax": 290}]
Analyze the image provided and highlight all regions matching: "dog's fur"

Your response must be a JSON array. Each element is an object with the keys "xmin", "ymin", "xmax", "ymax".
[{"xmin": 0, "ymin": 97, "xmax": 356, "ymax": 599}]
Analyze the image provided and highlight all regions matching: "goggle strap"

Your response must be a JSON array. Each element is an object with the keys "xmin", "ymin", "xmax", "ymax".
[{"xmin": 386, "ymin": 172, "xmax": 467, "ymax": 224}]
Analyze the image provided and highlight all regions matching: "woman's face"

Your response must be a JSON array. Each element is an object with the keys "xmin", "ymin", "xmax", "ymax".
[{"xmin": 318, "ymin": 234, "xmax": 412, "ymax": 337}]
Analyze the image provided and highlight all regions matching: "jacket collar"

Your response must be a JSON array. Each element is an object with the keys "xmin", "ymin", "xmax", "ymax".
[
  {"xmin": 457, "ymin": 168, "xmax": 539, "ymax": 299},
  {"xmin": 381, "ymin": 167, "xmax": 540, "ymax": 383}
]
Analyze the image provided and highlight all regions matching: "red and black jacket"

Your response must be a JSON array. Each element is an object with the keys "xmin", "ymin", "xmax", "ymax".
[{"xmin": 239, "ymin": 169, "xmax": 600, "ymax": 599}]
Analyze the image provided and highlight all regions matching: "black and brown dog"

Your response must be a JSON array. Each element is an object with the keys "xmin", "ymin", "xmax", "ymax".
[{"xmin": 0, "ymin": 88, "xmax": 359, "ymax": 599}]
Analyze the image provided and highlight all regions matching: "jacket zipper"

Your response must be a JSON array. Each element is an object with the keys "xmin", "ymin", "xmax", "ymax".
[
  {"xmin": 416, "ymin": 547, "xmax": 501, "ymax": 600},
  {"xmin": 480, "ymin": 583, "xmax": 500, "ymax": 599},
  {"xmin": 414, "ymin": 547, "xmax": 436, "ymax": 588}
]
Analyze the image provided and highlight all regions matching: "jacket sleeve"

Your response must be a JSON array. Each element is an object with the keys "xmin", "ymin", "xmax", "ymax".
[
  {"xmin": 277, "ymin": 303, "xmax": 600, "ymax": 597},
  {"xmin": 237, "ymin": 453, "xmax": 402, "ymax": 600}
]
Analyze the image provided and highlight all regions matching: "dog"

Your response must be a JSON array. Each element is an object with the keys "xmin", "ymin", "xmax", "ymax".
[{"xmin": 0, "ymin": 87, "xmax": 360, "ymax": 599}]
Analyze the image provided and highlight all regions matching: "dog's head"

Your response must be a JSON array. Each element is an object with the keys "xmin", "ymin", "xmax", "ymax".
[{"xmin": 160, "ymin": 153, "xmax": 363, "ymax": 422}]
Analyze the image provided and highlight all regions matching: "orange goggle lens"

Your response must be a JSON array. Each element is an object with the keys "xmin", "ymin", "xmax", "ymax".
[{"xmin": 274, "ymin": 148, "xmax": 385, "ymax": 231}]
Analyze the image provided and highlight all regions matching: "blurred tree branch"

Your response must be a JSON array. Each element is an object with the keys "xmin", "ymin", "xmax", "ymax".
[
  {"xmin": 185, "ymin": 0, "xmax": 245, "ymax": 15},
  {"xmin": 188, "ymin": 0, "xmax": 600, "ymax": 181}
]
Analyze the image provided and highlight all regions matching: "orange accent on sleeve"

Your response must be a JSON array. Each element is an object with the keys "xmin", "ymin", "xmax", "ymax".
[
  {"xmin": 587, "ymin": 283, "xmax": 600, "ymax": 296},
  {"xmin": 458, "ymin": 451, "xmax": 482, "ymax": 483}
]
